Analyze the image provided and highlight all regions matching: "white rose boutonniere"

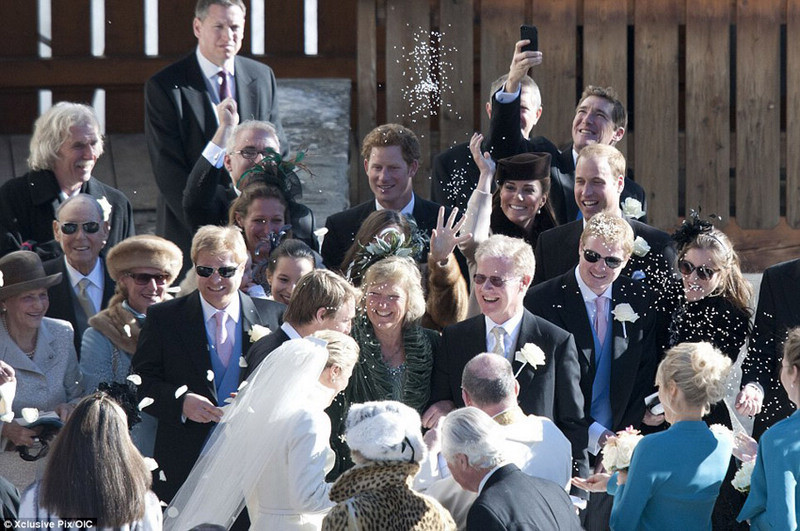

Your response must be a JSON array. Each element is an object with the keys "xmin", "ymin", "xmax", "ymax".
[
  {"xmin": 248, "ymin": 324, "xmax": 272, "ymax": 343},
  {"xmin": 621, "ymin": 197, "xmax": 645, "ymax": 219},
  {"xmin": 612, "ymin": 303, "xmax": 640, "ymax": 338},
  {"xmin": 514, "ymin": 343, "xmax": 546, "ymax": 377},
  {"xmin": 731, "ymin": 459, "xmax": 755, "ymax": 493},
  {"xmin": 632, "ymin": 236, "xmax": 651, "ymax": 257},
  {"xmin": 97, "ymin": 196, "xmax": 113, "ymax": 222},
  {"xmin": 602, "ymin": 426, "xmax": 643, "ymax": 472}
]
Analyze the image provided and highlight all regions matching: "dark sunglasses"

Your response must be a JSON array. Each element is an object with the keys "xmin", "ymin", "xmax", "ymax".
[
  {"xmin": 473, "ymin": 274, "xmax": 519, "ymax": 288},
  {"xmin": 195, "ymin": 265, "xmax": 240, "ymax": 278},
  {"xmin": 125, "ymin": 272, "xmax": 169, "ymax": 285},
  {"xmin": 678, "ymin": 259, "xmax": 718, "ymax": 281},
  {"xmin": 234, "ymin": 147, "xmax": 278, "ymax": 160},
  {"xmin": 582, "ymin": 249, "xmax": 624, "ymax": 269},
  {"xmin": 59, "ymin": 221, "xmax": 100, "ymax": 235}
]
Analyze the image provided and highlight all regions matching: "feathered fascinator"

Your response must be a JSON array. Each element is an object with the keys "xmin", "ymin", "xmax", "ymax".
[
  {"xmin": 236, "ymin": 147, "xmax": 310, "ymax": 200},
  {"xmin": 671, "ymin": 209, "xmax": 720, "ymax": 252}
]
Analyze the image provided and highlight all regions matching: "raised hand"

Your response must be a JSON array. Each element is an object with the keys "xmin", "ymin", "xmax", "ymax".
[
  {"xmin": 430, "ymin": 206, "xmax": 471, "ymax": 264},
  {"xmin": 469, "ymin": 133, "xmax": 495, "ymax": 194},
  {"xmin": 506, "ymin": 40, "xmax": 543, "ymax": 93},
  {"xmin": 571, "ymin": 473, "xmax": 611, "ymax": 493}
]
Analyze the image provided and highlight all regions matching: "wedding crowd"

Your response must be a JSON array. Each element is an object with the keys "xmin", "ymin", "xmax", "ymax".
[{"xmin": 0, "ymin": 0, "xmax": 798, "ymax": 530}]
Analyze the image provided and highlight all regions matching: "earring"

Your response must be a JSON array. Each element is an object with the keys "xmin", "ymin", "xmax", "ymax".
[{"xmin": 331, "ymin": 376, "xmax": 337, "ymax": 384}]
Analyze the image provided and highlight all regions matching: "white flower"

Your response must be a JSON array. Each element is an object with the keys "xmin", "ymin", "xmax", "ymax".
[
  {"xmin": 143, "ymin": 457, "xmax": 159, "ymax": 472},
  {"xmin": 248, "ymin": 324, "xmax": 271, "ymax": 343},
  {"xmin": 314, "ymin": 227, "xmax": 329, "ymax": 238},
  {"xmin": 621, "ymin": 197, "xmax": 645, "ymax": 219},
  {"xmin": 174, "ymin": 385, "xmax": 188, "ymax": 399},
  {"xmin": 239, "ymin": 356, "xmax": 248, "ymax": 368},
  {"xmin": 731, "ymin": 459, "xmax": 755, "ymax": 493},
  {"xmin": 206, "ymin": 370, "xmax": 215, "ymax": 382},
  {"xmin": 514, "ymin": 343, "xmax": 546, "ymax": 378},
  {"xmin": 632, "ymin": 236, "xmax": 651, "ymax": 257},
  {"xmin": 123, "ymin": 324, "xmax": 132, "ymax": 338},
  {"xmin": 612, "ymin": 303, "xmax": 640, "ymax": 338},
  {"xmin": 126, "ymin": 374, "xmax": 142, "ymax": 386},
  {"xmin": 21, "ymin": 407, "xmax": 39, "ymax": 424},
  {"xmin": 138, "ymin": 397, "xmax": 154, "ymax": 410},
  {"xmin": 97, "ymin": 196, "xmax": 113, "ymax": 222},
  {"xmin": 602, "ymin": 426, "xmax": 643, "ymax": 472},
  {"xmin": 159, "ymin": 470, "xmax": 167, "ymax": 482}
]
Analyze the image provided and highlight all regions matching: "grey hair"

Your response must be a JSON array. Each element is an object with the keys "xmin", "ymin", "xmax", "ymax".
[
  {"xmin": 55, "ymin": 194, "xmax": 104, "ymax": 222},
  {"xmin": 461, "ymin": 353, "xmax": 516, "ymax": 407},
  {"xmin": 28, "ymin": 102, "xmax": 103, "ymax": 171},
  {"xmin": 225, "ymin": 120, "xmax": 280, "ymax": 156},
  {"xmin": 474, "ymin": 234, "xmax": 536, "ymax": 282},
  {"xmin": 195, "ymin": 0, "xmax": 246, "ymax": 19},
  {"xmin": 441, "ymin": 407, "xmax": 505, "ymax": 469},
  {"xmin": 488, "ymin": 74, "xmax": 541, "ymax": 113}
]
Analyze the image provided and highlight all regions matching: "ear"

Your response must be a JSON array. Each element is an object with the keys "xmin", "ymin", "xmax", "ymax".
[
  {"xmin": 485, "ymin": 101, "xmax": 492, "ymax": 119},
  {"xmin": 407, "ymin": 159, "xmax": 419, "ymax": 177},
  {"xmin": 513, "ymin": 379, "xmax": 520, "ymax": 398},
  {"xmin": 52, "ymin": 220, "xmax": 61, "ymax": 243},
  {"xmin": 520, "ymin": 274, "xmax": 532, "ymax": 290},
  {"xmin": 234, "ymin": 212, "xmax": 244, "ymax": 228},
  {"xmin": 193, "ymin": 17, "xmax": 203, "ymax": 39},
  {"xmin": 101, "ymin": 220, "xmax": 110, "ymax": 236},
  {"xmin": 537, "ymin": 193, "xmax": 548, "ymax": 210},
  {"xmin": 611, "ymin": 127, "xmax": 625, "ymax": 144},
  {"xmin": 223, "ymin": 153, "xmax": 233, "ymax": 175},
  {"xmin": 535, "ymin": 106, "xmax": 543, "ymax": 122},
  {"xmin": 462, "ymin": 388, "xmax": 471, "ymax": 406},
  {"xmin": 314, "ymin": 306, "xmax": 328, "ymax": 323},
  {"xmin": 363, "ymin": 157, "xmax": 370, "ymax": 175}
]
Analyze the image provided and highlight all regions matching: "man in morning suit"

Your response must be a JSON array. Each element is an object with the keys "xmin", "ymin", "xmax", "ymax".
[
  {"xmin": 145, "ymin": 0, "xmax": 287, "ymax": 275},
  {"xmin": 525, "ymin": 213, "xmax": 658, "ymax": 530},
  {"xmin": 44, "ymin": 195, "xmax": 115, "ymax": 357},
  {"xmin": 431, "ymin": 74, "xmax": 558, "ymax": 213},
  {"xmin": 487, "ymin": 40, "xmax": 646, "ymax": 225},
  {"xmin": 321, "ymin": 123, "xmax": 449, "ymax": 271},
  {"xmin": 441, "ymin": 407, "xmax": 582, "ymax": 531},
  {"xmin": 132, "ymin": 225, "xmax": 284, "ymax": 503},
  {"xmin": 423, "ymin": 234, "xmax": 588, "ymax": 477},
  {"xmin": 0, "ymin": 103, "xmax": 134, "ymax": 261}
]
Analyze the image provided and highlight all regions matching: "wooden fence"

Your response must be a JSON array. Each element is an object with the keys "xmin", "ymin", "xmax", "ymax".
[{"xmin": 0, "ymin": 0, "xmax": 798, "ymax": 270}]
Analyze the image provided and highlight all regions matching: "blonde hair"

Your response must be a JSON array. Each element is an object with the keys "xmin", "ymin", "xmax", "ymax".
[
  {"xmin": 577, "ymin": 143, "xmax": 626, "ymax": 179},
  {"xmin": 361, "ymin": 256, "xmax": 425, "ymax": 326},
  {"xmin": 474, "ymin": 234, "xmax": 536, "ymax": 282},
  {"xmin": 312, "ymin": 329, "xmax": 359, "ymax": 369},
  {"xmin": 190, "ymin": 225, "xmax": 248, "ymax": 265},
  {"xmin": 580, "ymin": 212, "xmax": 634, "ymax": 257},
  {"xmin": 656, "ymin": 342, "xmax": 732, "ymax": 415},
  {"xmin": 28, "ymin": 102, "xmax": 104, "ymax": 171}
]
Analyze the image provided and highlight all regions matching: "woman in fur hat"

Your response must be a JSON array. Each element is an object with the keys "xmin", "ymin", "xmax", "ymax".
[{"xmin": 79, "ymin": 235, "xmax": 182, "ymax": 456}]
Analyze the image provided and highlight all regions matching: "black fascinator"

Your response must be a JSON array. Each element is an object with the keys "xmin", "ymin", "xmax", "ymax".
[{"xmin": 671, "ymin": 209, "xmax": 720, "ymax": 252}]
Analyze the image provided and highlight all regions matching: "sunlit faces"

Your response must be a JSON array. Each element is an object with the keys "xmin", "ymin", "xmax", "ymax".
[
  {"xmin": 365, "ymin": 280, "xmax": 408, "ymax": 333},
  {"xmin": 235, "ymin": 197, "xmax": 287, "ymax": 252},
  {"xmin": 195, "ymin": 249, "xmax": 244, "ymax": 310},
  {"xmin": 224, "ymin": 128, "xmax": 281, "ymax": 186},
  {"xmin": 193, "ymin": 4, "xmax": 244, "ymax": 67},
  {"xmin": 499, "ymin": 180, "xmax": 546, "ymax": 231},
  {"xmin": 2, "ymin": 289, "xmax": 49, "ymax": 334},
  {"xmin": 680, "ymin": 248, "xmax": 722, "ymax": 302},
  {"xmin": 574, "ymin": 155, "xmax": 624, "ymax": 219},
  {"xmin": 474, "ymin": 255, "xmax": 527, "ymax": 324},
  {"xmin": 780, "ymin": 356, "xmax": 799, "ymax": 405},
  {"xmin": 519, "ymin": 86, "xmax": 542, "ymax": 139},
  {"xmin": 578, "ymin": 236, "xmax": 629, "ymax": 295},
  {"xmin": 52, "ymin": 123, "xmax": 102, "ymax": 193},
  {"xmin": 53, "ymin": 199, "xmax": 109, "ymax": 275},
  {"xmin": 572, "ymin": 95, "xmax": 624, "ymax": 152},
  {"xmin": 266, "ymin": 256, "xmax": 314, "ymax": 305},
  {"xmin": 118, "ymin": 267, "xmax": 169, "ymax": 315},
  {"xmin": 365, "ymin": 146, "xmax": 418, "ymax": 211},
  {"xmin": 320, "ymin": 297, "xmax": 356, "ymax": 335}
]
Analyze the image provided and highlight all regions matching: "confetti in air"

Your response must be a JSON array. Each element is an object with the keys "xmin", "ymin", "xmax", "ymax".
[{"xmin": 397, "ymin": 27, "xmax": 458, "ymax": 120}]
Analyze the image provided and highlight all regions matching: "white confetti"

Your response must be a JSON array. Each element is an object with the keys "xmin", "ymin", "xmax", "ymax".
[
  {"xmin": 206, "ymin": 370, "xmax": 215, "ymax": 382},
  {"xmin": 21, "ymin": 408, "xmax": 39, "ymax": 424},
  {"xmin": 138, "ymin": 397, "xmax": 154, "ymax": 410},
  {"xmin": 174, "ymin": 385, "xmax": 188, "ymax": 399},
  {"xmin": 143, "ymin": 457, "xmax": 159, "ymax": 471},
  {"xmin": 239, "ymin": 356, "xmax": 248, "ymax": 368},
  {"xmin": 159, "ymin": 470, "xmax": 167, "ymax": 482},
  {"xmin": 126, "ymin": 374, "xmax": 142, "ymax": 386},
  {"xmin": 123, "ymin": 324, "xmax": 132, "ymax": 338},
  {"xmin": 166, "ymin": 507, "xmax": 179, "ymax": 518},
  {"xmin": 238, "ymin": 380, "xmax": 248, "ymax": 391}
]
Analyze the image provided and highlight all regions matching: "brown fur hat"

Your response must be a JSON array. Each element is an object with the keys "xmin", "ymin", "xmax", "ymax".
[{"xmin": 105, "ymin": 235, "xmax": 183, "ymax": 284}]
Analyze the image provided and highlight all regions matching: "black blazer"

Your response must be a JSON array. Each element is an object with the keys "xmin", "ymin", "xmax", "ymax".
[
  {"xmin": 0, "ymin": 170, "xmax": 134, "ymax": 260},
  {"xmin": 743, "ymin": 258, "xmax": 800, "ymax": 438},
  {"xmin": 242, "ymin": 327, "xmax": 291, "ymax": 378},
  {"xmin": 525, "ymin": 270, "xmax": 657, "ymax": 434},
  {"xmin": 467, "ymin": 464, "xmax": 582, "ymax": 531},
  {"xmin": 320, "ymin": 194, "xmax": 446, "ymax": 271},
  {"xmin": 43, "ymin": 256, "xmax": 115, "ymax": 357},
  {"xmin": 131, "ymin": 290, "xmax": 284, "ymax": 502},
  {"xmin": 430, "ymin": 310, "xmax": 588, "ymax": 474},
  {"xmin": 145, "ymin": 52, "xmax": 287, "ymax": 272}
]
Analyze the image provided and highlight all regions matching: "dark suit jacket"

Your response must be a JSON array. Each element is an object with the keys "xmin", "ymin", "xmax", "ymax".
[
  {"xmin": 525, "ymin": 270, "xmax": 657, "ymax": 434},
  {"xmin": 43, "ymin": 256, "xmax": 115, "ymax": 357},
  {"xmin": 743, "ymin": 259, "xmax": 800, "ymax": 438},
  {"xmin": 320, "ymin": 194, "xmax": 445, "ymax": 271},
  {"xmin": 145, "ymin": 52, "xmax": 287, "ymax": 272},
  {"xmin": 131, "ymin": 291, "xmax": 284, "ymax": 501},
  {"xmin": 0, "ymin": 170, "xmax": 134, "ymax": 260},
  {"xmin": 430, "ymin": 310, "xmax": 588, "ymax": 475},
  {"xmin": 467, "ymin": 464, "xmax": 582, "ymax": 531},
  {"xmin": 242, "ymin": 327, "xmax": 291, "ymax": 378}
]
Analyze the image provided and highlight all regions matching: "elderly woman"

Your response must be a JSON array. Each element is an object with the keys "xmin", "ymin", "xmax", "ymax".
[
  {"xmin": 0, "ymin": 251, "xmax": 84, "ymax": 490},
  {"xmin": 322, "ymin": 401, "xmax": 455, "ymax": 530},
  {"xmin": 0, "ymin": 102, "xmax": 134, "ymax": 259},
  {"xmin": 80, "ymin": 235, "xmax": 182, "ymax": 456}
]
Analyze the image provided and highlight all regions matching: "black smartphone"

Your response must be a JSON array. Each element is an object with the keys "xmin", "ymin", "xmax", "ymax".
[{"xmin": 520, "ymin": 24, "xmax": 538, "ymax": 52}]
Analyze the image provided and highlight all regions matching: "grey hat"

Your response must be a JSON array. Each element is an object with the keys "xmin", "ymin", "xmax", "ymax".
[
  {"xmin": 0, "ymin": 251, "xmax": 62, "ymax": 301},
  {"xmin": 345, "ymin": 401, "xmax": 426, "ymax": 464}
]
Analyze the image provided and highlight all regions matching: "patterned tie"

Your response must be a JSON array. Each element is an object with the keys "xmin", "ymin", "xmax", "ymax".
[
  {"xmin": 594, "ymin": 296, "xmax": 609, "ymax": 347},
  {"xmin": 76, "ymin": 278, "xmax": 97, "ymax": 318},
  {"xmin": 491, "ymin": 326, "xmax": 507, "ymax": 358},
  {"xmin": 218, "ymin": 70, "xmax": 232, "ymax": 101},
  {"xmin": 214, "ymin": 310, "xmax": 232, "ymax": 367}
]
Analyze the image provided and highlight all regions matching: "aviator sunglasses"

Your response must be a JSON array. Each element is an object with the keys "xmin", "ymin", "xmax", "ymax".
[
  {"xmin": 678, "ymin": 259, "xmax": 718, "ymax": 281},
  {"xmin": 582, "ymin": 249, "xmax": 624, "ymax": 269},
  {"xmin": 59, "ymin": 221, "xmax": 100, "ymax": 235},
  {"xmin": 473, "ymin": 274, "xmax": 520, "ymax": 288},
  {"xmin": 125, "ymin": 272, "xmax": 169, "ymax": 285},
  {"xmin": 195, "ymin": 265, "xmax": 240, "ymax": 278}
]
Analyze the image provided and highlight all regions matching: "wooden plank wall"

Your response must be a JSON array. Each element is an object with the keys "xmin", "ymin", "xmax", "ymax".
[{"xmin": 355, "ymin": 0, "xmax": 800, "ymax": 271}]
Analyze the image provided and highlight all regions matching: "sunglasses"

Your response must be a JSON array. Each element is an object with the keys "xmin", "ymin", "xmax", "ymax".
[
  {"xmin": 234, "ymin": 147, "xmax": 278, "ymax": 160},
  {"xmin": 678, "ymin": 259, "xmax": 718, "ymax": 281},
  {"xmin": 125, "ymin": 272, "xmax": 169, "ymax": 285},
  {"xmin": 59, "ymin": 221, "xmax": 100, "ymax": 235},
  {"xmin": 195, "ymin": 265, "xmax": 240, "ymax": 278},
  {"xmin": 473, "ymin": 274, "xmax": 519, "ymax": 288},
  {"xmin": 582, "ymin": 249, "xmax": 624, "ymax": 269}
]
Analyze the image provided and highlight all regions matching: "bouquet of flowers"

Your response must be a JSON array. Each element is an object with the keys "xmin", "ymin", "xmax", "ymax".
[
  {"xmin": 602, "ymin": 426, "xmax": 643, "ymax": 472},
  {"xmin": 731, "ymin": 459, "xmax": 755, "ymax": 493}
]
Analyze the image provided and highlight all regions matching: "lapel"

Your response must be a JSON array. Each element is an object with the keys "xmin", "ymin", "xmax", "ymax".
[
  {"xmin": 101, "ymin": 265, "xmax": 115, "ymax": 309},
  {"xmin": 513, "ymin": 311, "xmax": 545, "ymax": 378},
  {"xmin": 33, "ymin": 320, "xmax": 61, "ymax": 376},
  {"xmin": 183, "ymin": 54, "xmax": 217, "ymax": 142},
  {"xmin": 239, "ymin": 292, "xmax": 261, "ymax": 357},
  {"xmin": 234, "ymin": 57, "xmax": 256, "ymax": 120},
  {"xmin": 26, "ymin": 170, "xmax": 61, "ymax": 212},
  {"xmin": 558, "ymin": 272, "xmax": 595, "ymax": 367},
  {"xmin": 183, "ymin": 292, "xmax": 218, "ymax": 401},
  {"xmin": 411, "ymin": 195, "xmax": 437, "ymax": 232}
]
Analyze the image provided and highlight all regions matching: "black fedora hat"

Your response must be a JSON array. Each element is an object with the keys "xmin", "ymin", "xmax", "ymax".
[{"xmin": 0, "ymin": 251, "xmax": 62, "ymax": 301}]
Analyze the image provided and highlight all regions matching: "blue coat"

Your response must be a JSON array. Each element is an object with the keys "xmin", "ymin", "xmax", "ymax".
[
  {"xmin": 607, "ymin": 420, "xmax": 732, "ymax": 530},
  {"xmin": 738, "ymin": 410, "xmax": 800, "ymax": 530}
]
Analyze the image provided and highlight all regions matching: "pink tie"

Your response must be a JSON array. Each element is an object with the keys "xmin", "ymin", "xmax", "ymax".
[
  {"xmin": 218, "ymin": 70, "xmax": 231, "ymax": 101},
  {"xmin": 214, "ymin": 311, "xmax": 232, "ymax": 367},
  {"xmin": 594, "ymin": 297, "xmax": 608, "ymax": 346}
]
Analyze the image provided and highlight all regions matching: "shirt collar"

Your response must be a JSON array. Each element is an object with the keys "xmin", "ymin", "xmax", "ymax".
[
  {"xmin": 484, "ymin": 311, "xmax": 524, "ymax": 345},
  {"xmin": 574, "ymin": 266, "xmax": 613, "ymax": 303},
  {"xmin": 195, "ymin": 47, "xmax": 235, "ymax": 79},
  {"xmin": 375, "ymin": 193, "xmax": 415, "ymax": 217},
  {"xmin": 199, "ymin": 291, "xmax": 241, "ymax": 324},
  {"xmin": 281, "ymin": 321, "xmax": 302, "ymax": 339},
  {"xmin": 64, "ymin": 258, "xmax": 104, "ymax": 288},
  {"xmin": 477, "ymin": 464, "xmax": 506, "ymax": 495}
]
